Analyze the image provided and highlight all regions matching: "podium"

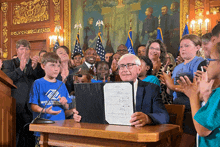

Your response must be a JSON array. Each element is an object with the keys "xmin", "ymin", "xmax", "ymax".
[
  {"xmin": 30, "ymin": 119, "xmax": 180, "ymax": 147},
  {"xmin": 0, "ymin": 70, "xmax": 16, "ymax": 146}
]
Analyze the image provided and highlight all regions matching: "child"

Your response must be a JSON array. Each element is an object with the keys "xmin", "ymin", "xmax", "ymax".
[
  {"xmin": 138, "ymin": 56, "xmax": 160, "ymax": 86},
  {"xmin": 91, "ymin": 61, "xmax": 110, "ymax": 83},
  {"xmin": 29, "ymin": 52, "xmax": 72, "ymax": 146},
  {"xmin": 65, "ymin": 70, "xmax": 92, "ymax": 119},
  {"xmin": 176, "ymin": 42, "xmax": 220, "ymax": 147}
]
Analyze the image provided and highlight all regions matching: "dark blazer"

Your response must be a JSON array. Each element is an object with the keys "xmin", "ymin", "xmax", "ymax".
[
  {"xmin": 136, "ymin": 80, "xmax": 169, "ymax": 124},
  {"xmin": 77, "ymin": 62, "xmax": 89, "ymax": 71},
  {"xmin": 2, "ymin": 58, "xmax": 44, "ymax": 121}
]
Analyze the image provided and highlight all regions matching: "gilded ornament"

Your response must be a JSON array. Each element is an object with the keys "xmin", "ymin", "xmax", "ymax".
[
  {"xmin": 1, "ymin": 2, "xmax": 8, "ymax": 12},
  {"xmin": 180, "ymin": 0, "xmax": 189, "ymax": 37},
  {"xmin": 64, "ymin": 0, "xmax": 70, "ymax": 49},
  {"xmin": 3, "ymin": 52, "xmax": 8, "ymax": 59},
  {"xmin": 195, "ymin": 0, "xmax": 203, "ymax": 9},
  {"xmin": 11, "ymin": 28, "xmax": 50, "ymax": 36},
  {"xmin": 53, "ymin": 0, "xmax": 60, "ymax": 6},
  {"xmin": 210, "ymin": 7, "xmax": 220, "ymax": 14},
  {"xmin": 13, "ymin": 0, "xmax": 49, "ymax": 25},
  {"xmin": 1, "ymin": 2, "xmax": 8, "ymax": 59}
]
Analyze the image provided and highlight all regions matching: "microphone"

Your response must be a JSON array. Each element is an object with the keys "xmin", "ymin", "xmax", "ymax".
[{"xmin": 31, "ymin": 74, "xmax": 73, "ymax": 124}]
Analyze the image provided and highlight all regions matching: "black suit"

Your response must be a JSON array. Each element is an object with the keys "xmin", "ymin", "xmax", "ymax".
[
  {"xmin": 136, "ymin": 80, "xmax": 169, "ymax": 124},
  {"xmin": 2, "ymin": 57, "xmax": 44, "ymax": 147}
]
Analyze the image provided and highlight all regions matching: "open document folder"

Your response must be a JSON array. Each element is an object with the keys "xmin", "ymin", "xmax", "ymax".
[{"xmin": 74, "ymin": 82, "xmax": 134, "ymax": 125}]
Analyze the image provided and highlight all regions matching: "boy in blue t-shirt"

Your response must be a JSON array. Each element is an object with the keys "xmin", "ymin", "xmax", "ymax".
[{"xmin": 29, "ymin": 52, "xmax": 72, "ymax": 146}]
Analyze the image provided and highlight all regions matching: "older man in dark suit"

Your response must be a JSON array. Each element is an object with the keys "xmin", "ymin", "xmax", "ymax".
[
  {"xmin": 118, "ymin": 54, "xmax": 169, "ymax": 126},
  {"xmin": 2, "ymin": 39, "xmax": 44, "ymax": 147},
  {"xmin": 74, "ymin": 54, "xmax": 169, "ymax": 126}
]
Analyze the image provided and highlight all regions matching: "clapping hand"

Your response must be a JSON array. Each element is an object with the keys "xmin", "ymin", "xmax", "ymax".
[
  {"xmin": 198, "ymin": 72, "xmax": 214, "ymax": 103},
  {"xmin": 31, "ymin": 55, "xmax": 39, "ymax": 70},
  {"xmin": 45, "ymin": 106, "xmax": 61, "ymax": 115},
  {"xmin": 175, "ymin": 76, "xmax": 199, "ymax": 100},
  {"xmin": 111, "ymin": 59, "xmax": 118, "ymax": 72},
  {"xmin": 58, "ymin": 96, "xmax": 67, "ymax": 106},
  {"xmin": 20, "ymin": 53, "xmax": 27, "ymax": 71}
]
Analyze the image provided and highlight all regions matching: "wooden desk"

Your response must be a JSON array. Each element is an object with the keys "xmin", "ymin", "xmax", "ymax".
[{"xmin": 30, "ymin": 119, "xmax": 180, "ymax": 147}]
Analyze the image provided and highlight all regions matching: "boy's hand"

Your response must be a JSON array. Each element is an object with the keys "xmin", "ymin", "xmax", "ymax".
[
  {"xmin": 45, "ymin": 106, "xmax": 61, "ymax": 115},
  {"xmin": 58, "ymin": 96, "xmax": 67, "ymax": 105},
  {"xmin": 73, "ymin": 109, "xmax": 81, "ymax": 122}
]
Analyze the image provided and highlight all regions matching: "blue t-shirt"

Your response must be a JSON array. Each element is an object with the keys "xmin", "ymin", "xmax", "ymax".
[
  {"xmin": 142, "ymin": 75, "xmax": 160, "ymax": 87},
  {"xmin": 29, "ymin": 78, "xmax": 72, "ymax": 136},
  {"xmin": 194, "ymin": 87, "xmax": 220, "ymax": 147},
  {"xmin": 171, "ymin": 56, "xmax": 204, "ymax": 110}
]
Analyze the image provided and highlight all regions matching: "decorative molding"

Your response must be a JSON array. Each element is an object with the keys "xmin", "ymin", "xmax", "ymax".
[
  {"xmin": 53, "ymin": 0, "xmax": 61, "ymax": 26},
  {"xmin": 195, "ymin": 0, "xmax": 203, "ymax": 9},
  {"xmin": 11, "ymin": 28, "xmax": 50, "ymax": 36},
  {"xmin": 210, "ymin": 7, "xmax": 220, "ymax": 14},
  {"xmin": 1, "ymin": 2, "xmax": 8, "ymax": 59},
  {"xmin": 13, "ymin": 0, "xmax": 49, "ymax": 25},
  {"xmin": 64, "ymin": 0, "xmax": 71, "ymax": 50},
  {"xmin": 180, "ymin": 0, "xmax": 189, "ymax": 37}
]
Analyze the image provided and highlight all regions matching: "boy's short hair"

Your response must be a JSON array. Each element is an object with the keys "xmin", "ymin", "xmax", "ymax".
[
  {"xmin": 41, "ymin": 52, "xmax": 61, "ymax": 65},
  {"xmin": 16, "ymin": 39, "xmax": 31, "ymax": 49},
  {"xmin": 54, "ymin": 46, "xmax": 70, "ymax": 55}
]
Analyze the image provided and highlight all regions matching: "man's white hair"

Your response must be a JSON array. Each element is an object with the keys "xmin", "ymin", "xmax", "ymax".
[{"xmin": 118, "ymin": 53, "xmax": 141, "ymax": 65}]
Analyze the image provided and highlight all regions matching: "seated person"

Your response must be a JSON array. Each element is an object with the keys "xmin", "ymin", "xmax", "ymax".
[
  {"xmin": 65, "ymin": 69, "xmax": 92, "ymax": 119},
  {"xmin": 74, "ymin": 54, "xmax": 169, "ymax": 126},
  {"xmin": 29, "ymin": 52, "xmax": 72, "ymax": 146},
  {"xmin": 138, "ymin": 56, "xmax": 160, "ymax": 86},
  {"xmin": 91, "ymin": 61, "xmax": 110, "ymax": 83}
]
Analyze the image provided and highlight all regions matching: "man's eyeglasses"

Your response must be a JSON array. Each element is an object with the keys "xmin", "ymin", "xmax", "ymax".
[
  {"xmin": 206, "ymin": 58, "xmax": 220, "ymax": 65},
  {"xmin": 118, "ymin": 63, "xmax": 139, "ymax": 70}
]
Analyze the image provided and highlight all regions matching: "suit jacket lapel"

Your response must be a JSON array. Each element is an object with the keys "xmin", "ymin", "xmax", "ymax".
[{"xmin": 136, "ymin": 80, "xmax": 145, "ymax": 111}]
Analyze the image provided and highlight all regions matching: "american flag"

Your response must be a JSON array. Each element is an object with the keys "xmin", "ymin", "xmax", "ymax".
[
  {"xmin": 73, "ymin": 33, "xmax": 83, "ymax": 56},
  {"xmin": 53, "ymin": 39, "xmax": 60, "ymax": 52},
  {"xmin": 95, "ymin": 32, "xmax": 105, "ymax": 61}
]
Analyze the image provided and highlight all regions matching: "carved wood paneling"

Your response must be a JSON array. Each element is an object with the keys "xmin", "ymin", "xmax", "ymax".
[{"xmin": 0, "ymin": 0, "xmax": 64, "ymax": 59}]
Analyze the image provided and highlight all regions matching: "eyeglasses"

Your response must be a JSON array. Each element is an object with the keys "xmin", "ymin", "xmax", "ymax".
[
  {"xmin": 118, "ymin": 63, "xmax": 139, "ymax": 70},
  {"xmin": 149, "ymin": 47, "xmax": 160, "ymax": 51},
  {"xmin": 73, "ymin": 57, "xmax": 82, "ymax": 60},
  {"xmin": 206, "ymin": 58, "xmax": 220, "ymax": 65}
]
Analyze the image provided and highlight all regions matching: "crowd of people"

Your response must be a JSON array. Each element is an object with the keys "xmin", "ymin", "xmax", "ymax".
[{"xmin": 1, "ymin": 23, "xmax": 220, "ymax": 147}]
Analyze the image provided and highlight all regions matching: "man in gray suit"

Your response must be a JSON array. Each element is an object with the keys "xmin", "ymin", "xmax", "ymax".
[{"xmin": 74, "ymin": 48, "xmax": 97, "ymax": 73}]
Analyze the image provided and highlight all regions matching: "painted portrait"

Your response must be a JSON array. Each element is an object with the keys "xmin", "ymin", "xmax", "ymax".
[{"xmin": 71, "ymin": 0, "xmax": 180, "ymax": 57}]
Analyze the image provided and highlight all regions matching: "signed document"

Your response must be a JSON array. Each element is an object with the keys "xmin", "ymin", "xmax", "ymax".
[{"xmin": 104, "ymin": 82, "xmax": 134, "ymax": 125}]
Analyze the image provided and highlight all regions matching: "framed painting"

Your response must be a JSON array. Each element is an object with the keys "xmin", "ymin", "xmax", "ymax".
[{"xmin": 64, "ymin": 0, "xmax": 189, "ymax": 57}]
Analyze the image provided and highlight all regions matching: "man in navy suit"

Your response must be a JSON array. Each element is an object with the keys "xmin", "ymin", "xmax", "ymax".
[
  {"xmin": 74, "ymin": 54, "xmax": 169, "ymax": 126},
  {"xmin": 118, "ymin": 54, "xmax": 169, "ymax": 126}
]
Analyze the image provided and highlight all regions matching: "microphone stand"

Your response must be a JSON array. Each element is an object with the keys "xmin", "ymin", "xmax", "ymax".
[{"xmin": 31, "ymin": 76, "xmax": 69, "ymax": 124}]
